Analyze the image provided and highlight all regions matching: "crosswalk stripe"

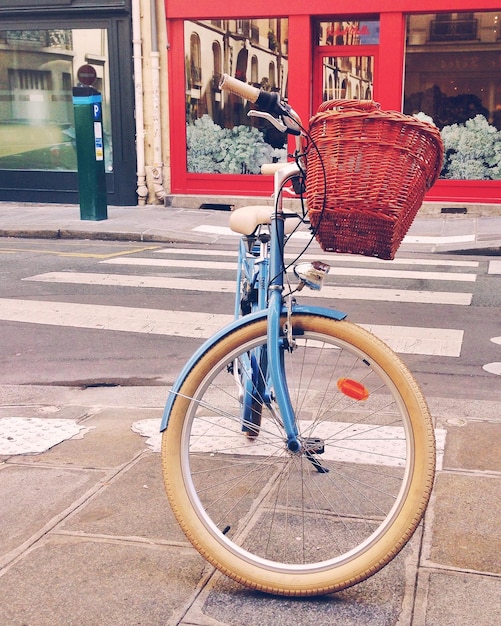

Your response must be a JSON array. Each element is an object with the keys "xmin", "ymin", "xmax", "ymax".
[
  {"xmin": 192, "ymin": 224, "xmax": 477, "ymax": 246},
  {"xmin": 403, "ymin": 234, "xmax": 475, "ymax": 244},
  {"xmin": 25, "ymin": 272, "xmax": 232, "ymax": 293},
  {"xmin": 99, "ymin": 257, "xmax": 476, "ymax": 282},
  {"xmin": 0, "ymin": 298, "xmax": 232, "ymax": 338},
  {"xmin": 154, "ymin": 247, "xmax": 480, "ymax": 268},
  {"xmin": 102, "ymin": 257, "xmax": 235, "ymax": 270},
  {"xmin": 0, "ymin": 298, "xmax": 464, "ymax": 356},
  {"xmin": 24, "ymin": 272, "xmax": 472, "ymax": 305},
  {"xmin": 362, "ymin": 325, "xmax": 463, "ymax": 357}
]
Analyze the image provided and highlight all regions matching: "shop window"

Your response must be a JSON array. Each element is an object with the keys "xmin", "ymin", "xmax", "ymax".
[
  {"xmin": 212, "ymin": 41, "xmax": 222, "ymax": 87},
  {"xmin": 10, "ymin": 69, "xmax": 52, "ymax": 91},
  {"xmin": 236, "ymin": 20, "xmax": 250, "ymax": 37},
  {"xmin": 314, "ymin": 19, "xmax": 378, "ymax": 109},
  {"xmin": 321, "ymin": 55, "xmax": 373, "ymax": 102},
  {"xmin": 404, "ymin": 12, "xmax": 501, "ymax": 180},
  {"xmin": 189, "ymin": 33, "xmax": 202, "ymax": 88},
  {"xmin": 430, "ymin": 13, "xmax": 477, "ymax": 42},
  {"xmin": 268, "ymin": 62, "xmax": 276, "ymax": 89},
  {"xmin": 250, "ymin": 21, "xmax": 260, "ymax": 46},
  {"xmin": 251, "ymin": 56, "xmax": 258, "ymax": 85},
  {"xmin": 235, "ymin": 48, "xmax": 249, "ymax": 82},
  {"xmin": 184, "ymin": 19, "xmax": 288, "ymax": 175},
  {"xmin": 0, "ymin": 28, "xmax": 112, "ymax": 172}
]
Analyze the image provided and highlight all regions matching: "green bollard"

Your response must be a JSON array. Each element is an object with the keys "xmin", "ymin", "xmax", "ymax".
[{"xmin": 72, "ymin": 86, "xmax": 108, "ymax": 221}]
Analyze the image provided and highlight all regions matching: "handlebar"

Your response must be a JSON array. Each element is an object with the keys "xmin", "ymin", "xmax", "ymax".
[
  {"xmin": 219, "ymin": 73, "xmax": 302, "ymax": 136},
  {"xmin": 218, "ymin": 74, "xmax": 260, "ymax": 102}
]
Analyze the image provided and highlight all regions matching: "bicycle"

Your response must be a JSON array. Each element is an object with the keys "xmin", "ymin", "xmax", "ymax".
[{"xmin": 160, "ymin": 74, "xmax": 436, "ymax": 597}]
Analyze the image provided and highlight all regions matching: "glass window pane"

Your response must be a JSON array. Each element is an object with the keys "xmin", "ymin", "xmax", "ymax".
[
  {"xmin": 185, "ymin": 19, "xmax": 288, "ymax": 175},
  {"xmin": 317, "ymin": 20, "xmax": 380, "ymax": 46},
  {"xmin": 404, "ymin": 12, "xmax": 501, "ymax": 180},
  {"xmin": 0, "ymin": 28, "xmax": 112, "ymax": 172},
  {"xmin": 322, "ymin": 55, "xmax": 374, "ymax": 101}
]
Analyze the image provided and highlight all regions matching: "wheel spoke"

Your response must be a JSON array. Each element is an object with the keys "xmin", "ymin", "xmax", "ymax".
[{"xmin": 162, "ymin": 315, "xmax": 435, "ymax": 595}]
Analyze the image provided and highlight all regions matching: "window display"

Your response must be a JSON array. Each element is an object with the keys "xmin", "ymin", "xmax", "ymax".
[
  {"xmin": 0, "ymin": 28, "xmax": 112, "ymax": 172},
  {"xmin": 404, "ymin": 12, "xmax": 501, "ymax": 180},
  {"xmin": 184, "ymin": 19, "xmax": 288, "ymax": 174}
]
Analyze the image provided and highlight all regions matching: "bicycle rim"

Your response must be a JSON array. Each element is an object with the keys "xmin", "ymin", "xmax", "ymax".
[{"xmin": 162, "ymin": 314, "xmax": 435, "ymax": 596}]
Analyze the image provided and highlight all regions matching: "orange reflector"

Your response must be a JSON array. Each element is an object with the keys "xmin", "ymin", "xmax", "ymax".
[{"xmin": 337, "ymin": 378, "xmax": 369, "ymax": 401}]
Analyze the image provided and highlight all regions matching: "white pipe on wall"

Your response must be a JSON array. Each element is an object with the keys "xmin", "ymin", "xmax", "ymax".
[
  {"xmin": 150, "ymin": 0, "xmax": 166, "ymax": 201},
  {"xmin": 132, "ymin": 0, "xmax": 148, "ymax": 205}
]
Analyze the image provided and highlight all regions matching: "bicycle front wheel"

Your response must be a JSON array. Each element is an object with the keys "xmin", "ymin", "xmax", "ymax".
[{"xmin": 161, "ymin": 314, "xmax": 435, "ymax": 596}]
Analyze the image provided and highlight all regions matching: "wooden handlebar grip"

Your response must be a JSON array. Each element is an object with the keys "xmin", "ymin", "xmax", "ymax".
[{"xmin": 219, "ymin": 74, "xmax": 260, "ymax": 103}]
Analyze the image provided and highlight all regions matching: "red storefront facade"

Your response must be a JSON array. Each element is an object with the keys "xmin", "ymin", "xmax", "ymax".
[{"xmin": 165, "ymin": 0, "xmax": 501, "ymax": 204}]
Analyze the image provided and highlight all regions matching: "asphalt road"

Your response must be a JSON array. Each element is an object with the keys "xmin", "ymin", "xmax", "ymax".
[{"xmin": 0, "ymin": 237, "xmax": 500, "ymax": 403}]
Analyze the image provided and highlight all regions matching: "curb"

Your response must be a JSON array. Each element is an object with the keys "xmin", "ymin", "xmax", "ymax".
[
  {"xmin": 0, "ymin": 228, "xmax": 500, "ymax": 254},
  {"xmin": 0, "ymin": 228, "xmax": 194, "ymax": 244}
]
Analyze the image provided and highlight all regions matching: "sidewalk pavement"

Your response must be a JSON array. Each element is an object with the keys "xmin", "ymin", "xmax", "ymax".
[
  {"xmin": 0, "ymin": 200, "xmax": 500, "ymax": 625},
  {"xmin": 0, "ymin": 199, "xmax": 500, "ymax": 252}
]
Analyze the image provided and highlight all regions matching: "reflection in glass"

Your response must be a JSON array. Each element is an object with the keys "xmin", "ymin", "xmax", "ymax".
[
  {"xmin": 322, "ymin": 56, "xmax": 374, "ymax": 102},
  {"xmin": 184, "ymin": 19, "xmax": 288, "ymax": 174},
  {"xmin": 0, "ymin": 29, "xmax": 112, "ymax": 172},
  {"xmin": 404, "ymin": 12, "xmax": 501, "ymax": 179}
]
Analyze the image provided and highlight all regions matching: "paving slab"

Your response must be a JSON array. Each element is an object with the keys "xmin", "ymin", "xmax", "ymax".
[
  {"xmin": 0, "ymin": 403, "xmax": 87, "ymax": 421},
  {"xmin": 427, "ymin": 397, "xmax": 501, "ymax": 423},
  {"xmin": 60, "ymin": 453, "xmax": 186, "ymax": 544},
  {"xmin": 0, "ymin": 535, "xmax": 205, "ymax": 626},
  {"xmin": 0, "ymin": 464, "xmax": 105, "ymax": 566},
  {"xmin": 192, "ymin": 538, "xmax": 418, "ymax": 626},
  {"xmin": 414, "ymin": 570, "xmax": 501, "ymax": 626},
  {"xmin": 428, "ymin": 472, "xmax": 501, "ymax": 574},
  {"xmin": 443, "ymin": 420, "xmax": 501, "ymax": 472},
  {"xmin": 478, "ymin": 215, "xmax": 501, "ymax": 242}
]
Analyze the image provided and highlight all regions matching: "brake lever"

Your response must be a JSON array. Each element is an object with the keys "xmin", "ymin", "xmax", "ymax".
[{"xmin": 248, "ymin": 110, "xmax": 287, "ymax": 133}]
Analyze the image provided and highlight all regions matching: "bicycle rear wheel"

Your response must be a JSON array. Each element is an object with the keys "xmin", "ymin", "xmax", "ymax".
[{"xmin": 161, "ymin": 314, "xmax": 435, "ymax": 596}]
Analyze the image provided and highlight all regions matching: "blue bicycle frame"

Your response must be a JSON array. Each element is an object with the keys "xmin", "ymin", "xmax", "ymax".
[{"xmin": 160, "ymin": 163, "xmax": 347, "ymax": 440}]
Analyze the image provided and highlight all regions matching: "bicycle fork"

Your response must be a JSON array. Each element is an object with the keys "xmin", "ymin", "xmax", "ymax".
[
  {"xmin": 266, "ymin": 210, "xmax": 303, "ymax": 454},
  {"xmin": 267, "ymin": 286, "xmax": 301, "ymax": 453},
  {"xmin": 267, "ymin": 231, "xmax": 330, "ymax": 473}
]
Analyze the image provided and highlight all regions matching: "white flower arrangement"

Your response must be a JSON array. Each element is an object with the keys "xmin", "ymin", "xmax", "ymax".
[
  {"xmin": 186, "ymin": 115, "xmax": 285, "ymax": 174},
  {"xmin": 414, "ymin": 112, "xmax": 501, "ymax": 180}
]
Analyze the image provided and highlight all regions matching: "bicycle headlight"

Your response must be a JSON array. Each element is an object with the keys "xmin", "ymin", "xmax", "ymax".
[{"xmin": 293, "ymin": 261, "xmax": 330, "ymax": 291}]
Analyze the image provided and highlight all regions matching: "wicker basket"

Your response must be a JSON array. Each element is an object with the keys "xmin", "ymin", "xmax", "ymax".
[{"xmin": 304, "ymin": 100, "xmax": 444, "ymax": 260}]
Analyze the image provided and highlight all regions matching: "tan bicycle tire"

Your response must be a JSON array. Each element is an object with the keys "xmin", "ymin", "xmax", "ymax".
[{"xmin": 162, "ymin": 314, "xmax": 435, "ymax": 596}]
